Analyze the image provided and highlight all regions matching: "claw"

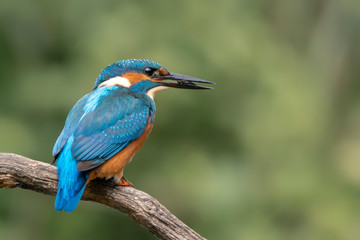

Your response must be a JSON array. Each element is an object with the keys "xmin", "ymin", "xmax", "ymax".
[{"xmin": 117, "ymin": 176, "xmax": 134, "ymax": 187}]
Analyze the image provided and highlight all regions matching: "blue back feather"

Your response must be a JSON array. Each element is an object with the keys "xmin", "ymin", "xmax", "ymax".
[{"xmin": 71, "ymin": 86, "xmax": 155, "ymax": 164}]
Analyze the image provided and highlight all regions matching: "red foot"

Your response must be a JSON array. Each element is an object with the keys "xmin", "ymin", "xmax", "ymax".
[{"xmin": 117, "ymin": 177, "xmax": 134, "ymax": 187}]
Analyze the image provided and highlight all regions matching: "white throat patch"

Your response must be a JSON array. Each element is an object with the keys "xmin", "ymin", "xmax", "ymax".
[
  {"xmin": 147, "ymin": 86, "xmax": 169, "ymax": 100},
  {"xmin": 99, "ymin": 76, "xmax": 131, "ymax": 88}
]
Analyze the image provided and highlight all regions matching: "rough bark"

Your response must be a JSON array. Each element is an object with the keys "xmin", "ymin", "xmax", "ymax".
[{"xmin": 0, "ymin": 153, "xmax": 206, "ymax": 240}]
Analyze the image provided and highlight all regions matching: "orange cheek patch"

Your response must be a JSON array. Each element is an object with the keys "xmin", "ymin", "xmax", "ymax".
[{"xmin": 122, "ymin": 72, "xmax": 150, "ymax": 85}]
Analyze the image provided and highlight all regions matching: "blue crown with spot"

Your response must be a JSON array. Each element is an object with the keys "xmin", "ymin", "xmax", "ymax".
[{"xmin": 93, "ymin": 59, "xmax": 165, "ymax": 90}]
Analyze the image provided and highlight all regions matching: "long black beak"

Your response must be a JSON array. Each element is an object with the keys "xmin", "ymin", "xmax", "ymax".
[{"xmin": 155, "ymin": 73, "xmax": 214, "ymax": 89}]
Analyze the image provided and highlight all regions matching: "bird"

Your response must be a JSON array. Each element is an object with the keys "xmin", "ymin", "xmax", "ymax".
[{"xmin": 52, "ymin": 59, "xmax": 214, "ymax": 212}]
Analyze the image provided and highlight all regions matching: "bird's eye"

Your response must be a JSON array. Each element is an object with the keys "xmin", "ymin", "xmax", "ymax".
[{"xmin": 144, "ymin": 67, "xmax": 156, "ymax": 76}]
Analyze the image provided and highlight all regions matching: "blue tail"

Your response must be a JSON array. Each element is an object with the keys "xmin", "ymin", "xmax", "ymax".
[{"xmin": 55, "ymin": 136, "xmax": 89, "ymax": 212}]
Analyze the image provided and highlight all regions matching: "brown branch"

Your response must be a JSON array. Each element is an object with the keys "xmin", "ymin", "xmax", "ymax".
[{"xmin": 0, "ymin": 153, "xmax": 206, "ymax": 240}]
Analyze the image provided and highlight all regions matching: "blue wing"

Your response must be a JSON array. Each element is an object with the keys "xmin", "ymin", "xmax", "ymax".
[{"xmin": 53, "ymin": 86, "xmax": 155, "ymax": 170}]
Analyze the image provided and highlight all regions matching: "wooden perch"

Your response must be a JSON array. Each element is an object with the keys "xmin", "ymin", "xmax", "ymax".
[{"xmin": 0, "ymin": 153, "xmax": 206, "ymax": 240}]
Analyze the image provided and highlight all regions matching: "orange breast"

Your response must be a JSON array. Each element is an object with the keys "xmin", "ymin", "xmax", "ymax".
[{"xmin": 88, "ymin": 119, "xmax": 153, "ymax": 182}]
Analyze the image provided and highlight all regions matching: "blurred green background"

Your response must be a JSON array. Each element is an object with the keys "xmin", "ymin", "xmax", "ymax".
[{"xmin": 1, "ymin": 0, "xmax": 360, "ymax": 239}]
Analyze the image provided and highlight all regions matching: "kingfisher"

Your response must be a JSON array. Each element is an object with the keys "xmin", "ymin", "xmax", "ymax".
[{"xmin": 52, "ymin": 59, "xmax": 213, "ymax": 212}]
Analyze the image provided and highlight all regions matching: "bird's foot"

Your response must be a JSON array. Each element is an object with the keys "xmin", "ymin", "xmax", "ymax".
[{"xmin": 117, "ymin": 176, "xmax": 134, "ymax": 187}]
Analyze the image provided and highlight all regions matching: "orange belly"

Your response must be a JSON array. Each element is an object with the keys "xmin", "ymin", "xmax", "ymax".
[{"xmin": 88, "ymin": 119, "xmax": 153, "ymax": 183}]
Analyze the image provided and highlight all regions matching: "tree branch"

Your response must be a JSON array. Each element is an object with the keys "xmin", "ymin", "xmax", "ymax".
[{"xmin": 0, "ymin": 153, "xmax": 206, "ymax": 240}]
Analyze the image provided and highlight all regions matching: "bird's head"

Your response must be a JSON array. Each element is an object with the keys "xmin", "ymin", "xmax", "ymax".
[{"xmin": 94, "ymin": 59, "xmax": 214, "ymax": 99}]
